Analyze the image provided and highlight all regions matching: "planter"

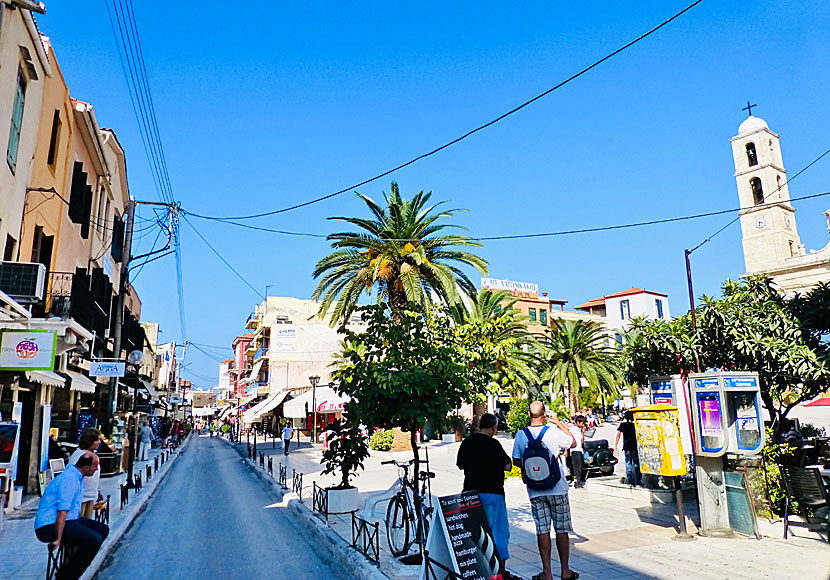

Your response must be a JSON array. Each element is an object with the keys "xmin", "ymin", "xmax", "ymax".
[
  {"xmin": 441, "ymin": 434, "xmax": 456, "ymax": 444},
  {"xmin": 326, "ymin": 486, "xmax": 360, "ymax": 514}
]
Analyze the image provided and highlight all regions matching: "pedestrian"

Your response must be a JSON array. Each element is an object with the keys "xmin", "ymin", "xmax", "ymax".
[
  {"xmin": 456, "ymin": 413, "xmax": 516, "ymax": 579},
  {"xmin": 34, "ymin": 452, "xmax": 110, "ymax": 580},
  {"xmin": 282, "ymin": 422, "xmax": 294, "ymax": 455},
  {"xmin": 209, "ymin": 422, "xmax": 215, "ymax": 437},
  {"xmin": 138, "ymin": 419, "xmax": 153, "ymax": 462},
  {"xmin": 614, "ymin": 411, "xmax": 642, "ymax": 487},
  {"xmin": 512, "ymin": 401, "xmax": 578, "ymax": 580},
  {"xmin": 568, "ymin": 415, "xmax": 587, "ymax": 489},
  {"xmin": 68, "ymin": 429, "xmax": 104, "ymax": 519},
  {"xmin": 160, "ymin": 419, "xmax": 170, "ymax": 448}
]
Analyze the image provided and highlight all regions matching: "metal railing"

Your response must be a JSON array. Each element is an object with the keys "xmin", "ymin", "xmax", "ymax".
[
  {"xmin": 350, "ymin": 512, "xmax": 380, "ymax": 563},
  {"xmin": 312, "ymin": 482, "xmax": 328, "ymax": 521},
  {"xmin": 422, "ymin": 552, "xmax": 463, "ymax": 580},
  {"xmin": 292, "ymin": 469, "xmax": 303, "ymax": 502},
  {"xmin": 279, "ymin": 463, "xmax": 287, "ymax": 488},
  {"xmin": 146, "ymin": 464, "xmax": 152, "ymax": 481},
  {"xmin": 94, "ymin": 496, "xmax": 110, "ymax": 526}
]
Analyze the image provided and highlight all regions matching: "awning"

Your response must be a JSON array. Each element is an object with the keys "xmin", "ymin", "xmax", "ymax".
[
  {"xmin": 805, "ymin": 397, "xmax": 830, "ymax": 407},
  {"xmin": 240, "ymin": 360, "xmax": 264, "ymax": 386},
  {"xmin": 283, "ymin": 386, "xmax": 349, "ymax": 418},
  {"xmin": 243, "ymin": 390, "xmax": 290, "ymax": 424},
  {"xmin": 63, "ymin": 369, "xmax": 97, "ymax": 394},
  {"xmin": 139, "ymin": 378, "xmax": 159, "ymax": 402},
  {"xmin": 25, "ymin": 370, "xmax": 66, "ymax": 388},
  {"xmin": 218, "ymin": 404, "xmax": 234, "ymax": 420}
]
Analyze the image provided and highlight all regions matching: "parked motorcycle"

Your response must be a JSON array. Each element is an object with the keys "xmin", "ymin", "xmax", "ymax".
[{"xmin": 582, "ymin": 438, "xmax": 618, "ymax": 477}]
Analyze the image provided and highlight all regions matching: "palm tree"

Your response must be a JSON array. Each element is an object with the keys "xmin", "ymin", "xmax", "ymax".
[
  {"xmin": 312, "ymin": 182, "xmax": 488, "ymax": 325},
  {"xmin": 451, "ymin": 289, "xmax": 543, "ymax": 396},
  {"xmin": 542, "ymin": 319, "xmax": 622, "ymax": 415}
]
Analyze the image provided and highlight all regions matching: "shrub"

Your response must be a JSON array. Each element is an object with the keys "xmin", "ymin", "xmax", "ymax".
[
  {"xmin": 504, "ymin": 463, "xmax": 522, "ymax": 480},
  {"xmin": 369, "ymin": 428, "xmax": 394, "ymax": 451},
  {"xmin": 799, "ymin": 422, "xmax": 826, "ymax": 438},
  {"xmin": 507, "ymin": 398, "xmax": 530, "ymax": 437}
]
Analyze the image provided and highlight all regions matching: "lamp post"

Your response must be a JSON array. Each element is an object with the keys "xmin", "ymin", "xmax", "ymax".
[
  {"xmin": 125, "ymin": 349, "xmax": 144, "ymax": 489},
  {"xmin": 309, "ymin": 375, "xmax": 320, "ymax": 446}
]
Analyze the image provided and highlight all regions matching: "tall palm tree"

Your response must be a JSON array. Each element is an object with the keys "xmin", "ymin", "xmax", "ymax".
[
  {"xmin": 312, "ymin": 182, "xmax": 488, "ymax": 325},
  {"xmin": 450, "ymin": 289, "xmax": 543, "ymax": 396},
  {"xmin": 542, "ymin": 319, "xmax": 622, "ymax": 415}
]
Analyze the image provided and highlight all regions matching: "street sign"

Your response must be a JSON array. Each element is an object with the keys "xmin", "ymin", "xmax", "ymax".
[{"xmin": 89, "ymin": 361, "xmax": 126, "ymax": 377}]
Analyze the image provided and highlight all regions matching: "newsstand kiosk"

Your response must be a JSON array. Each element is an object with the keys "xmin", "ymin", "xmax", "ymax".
[{"xmin": 648, "ymin": 372, "xmax": 765, "ymax": 537}]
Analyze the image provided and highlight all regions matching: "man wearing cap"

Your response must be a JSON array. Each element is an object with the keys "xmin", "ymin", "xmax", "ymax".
[
  {"xmin": 34, "ymin": 451, "xmax": 109, "ymax": 580},
  {"xmin": 456, "ymin": 413, "xmax": 516, "ymax": 580}
]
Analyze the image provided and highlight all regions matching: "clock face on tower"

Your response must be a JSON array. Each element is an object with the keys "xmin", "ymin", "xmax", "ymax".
[{"xmin": 755, "ymin": 217, "xmax": 766, "ymax": 229}]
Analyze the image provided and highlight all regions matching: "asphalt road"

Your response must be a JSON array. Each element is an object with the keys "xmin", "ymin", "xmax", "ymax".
[{"xmin": 95, "ymin": 435, "xmax": 350, "ymax": 580}]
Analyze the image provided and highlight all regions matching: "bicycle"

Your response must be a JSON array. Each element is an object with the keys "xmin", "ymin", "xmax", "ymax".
[{"xmin": 382, "ymin": 458, "xmax": 435, "ymax": 557}]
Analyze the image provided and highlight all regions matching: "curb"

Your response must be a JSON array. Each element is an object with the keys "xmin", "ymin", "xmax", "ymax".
[
  {"xmin": 222, "ymin": 437, "xmax": 389, "ymax": 580},
  {"xmin": 78, "ymin": 435, "xmax": 193, "ymax": 580}
]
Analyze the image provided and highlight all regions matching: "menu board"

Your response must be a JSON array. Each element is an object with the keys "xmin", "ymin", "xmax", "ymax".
[{"xmin": 420, "ymin": 491, "xmax": 499, "ymax": 580}]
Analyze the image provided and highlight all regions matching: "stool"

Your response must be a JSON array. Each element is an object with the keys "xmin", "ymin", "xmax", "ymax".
[
  {"xmin": 93, "ymin": 495, "xmax": 110, "ymax": 526},
  {"xmin": 46, "ymin": 543, "xmax": 77, "ymax": 580}
]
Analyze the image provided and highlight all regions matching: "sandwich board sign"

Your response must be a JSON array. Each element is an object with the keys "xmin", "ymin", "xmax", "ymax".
[{"xmin": 419, "ymin": 491, "xmax": 499, "ymax": 580}]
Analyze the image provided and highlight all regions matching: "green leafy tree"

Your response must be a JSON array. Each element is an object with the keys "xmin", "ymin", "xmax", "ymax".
[
  {"xmin": 542, "ymin": 319, "xmax": 622, "ymax": 415},
  {"xmin": 622, "ymin": 316, "xmax": 697, "ymax": 389},
  {"xmin": 320, "ymin": 416, "xmax": 370, "ymax": 489},
  {"xmin": 312, "ymin": 183, "xmax": 488, "ymax": 325},
  {"xmin": 332, "ymin": 304, "xmax": 472, "ymax": 487}
]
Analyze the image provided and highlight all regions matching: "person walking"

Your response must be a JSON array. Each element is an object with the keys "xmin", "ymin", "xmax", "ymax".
[
  {"xmin": 282, "ymin": 422, "xmax": 294, "ymax": 455},
  {"xmin": 568, "ymin": 415, "xmax": 587, "ymax": 489},
  {"xmin": 138, "ymin": 419, "xmax": 153, "ymax": 462},
  {"xmin": 456, "ymin": 413, "xmax": 516, "ymax": 579},
  {"xmin": 34, "ymin": 452, "xmax": 110, "ymax": 580},
  {"xmin": 614, "ymin": 411, "xmax": 642, "ymax": 487},
  {"xmin": 68, "ymin": 429, "xmax": 104, "ymax": 519},
  {"xmin": 209, "ymin": 422, "xmax": 215, "ymax": 437},
  {"xmin": 512, "ymin": 401, "xmax": 578, "ymax": 580},
  {"xmin": 160, "ymin": 419, "xmax": 170, "ymax": 448}
]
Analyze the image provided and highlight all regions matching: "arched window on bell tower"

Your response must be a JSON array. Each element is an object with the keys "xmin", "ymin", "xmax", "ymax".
[
  {"xmin": 746, "ymin": 142, "xmax": 758, "ymax": 167},
  {"xmin": 750, "ymin": 177, "xmax": 764, "ymax": 205}
]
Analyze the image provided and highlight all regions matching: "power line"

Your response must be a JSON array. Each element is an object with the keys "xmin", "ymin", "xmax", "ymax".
[
  {"xmin": 186, "ymin": 0, "xmax": 704, "ymax": 222},
  {"xmin": 183, "ymin": 217, "xmax": 265, "ymax": 300},
  {"xmin": 178, "ymin": 189, "xmax": 830, "ymax": 243}
]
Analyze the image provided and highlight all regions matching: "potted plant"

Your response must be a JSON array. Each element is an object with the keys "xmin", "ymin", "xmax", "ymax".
[{"xmin": 320, "ymin": 416, "xmax": 369, "ymax": 513}]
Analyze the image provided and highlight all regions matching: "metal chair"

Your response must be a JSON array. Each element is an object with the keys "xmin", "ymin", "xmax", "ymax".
[{"xmin": 781, "ymin": 465, "xmax": 830, "ymax": 540}]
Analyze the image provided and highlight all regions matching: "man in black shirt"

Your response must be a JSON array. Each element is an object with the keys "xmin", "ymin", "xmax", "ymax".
[
  {"xmin": 614, "ymin": 411, "xmax": 642, "ymax": 486},
  {"xmin": 456, "ymin": 413, "xmax": 514, "ymax": 579}
]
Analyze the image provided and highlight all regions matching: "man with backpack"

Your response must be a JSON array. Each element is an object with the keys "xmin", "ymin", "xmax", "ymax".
[{"xmin": 512, "ymin": 401, "xmax": 578, "ymax": 580}]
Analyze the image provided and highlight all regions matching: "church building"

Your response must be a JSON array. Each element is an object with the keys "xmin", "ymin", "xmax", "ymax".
[{"xmin": 731, "ymin": 113, "xmax": 830, "ymax": 295}]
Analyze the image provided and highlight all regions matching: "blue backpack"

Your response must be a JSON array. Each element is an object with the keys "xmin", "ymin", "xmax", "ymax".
[{"xmin": 520, "ymin": 426, "xmax": 561, "ymax": 490}]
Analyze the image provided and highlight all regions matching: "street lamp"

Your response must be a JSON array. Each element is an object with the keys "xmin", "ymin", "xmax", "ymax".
[
  {"xmin": 126, "ymin": 349, "xmax": 144, "ymax": 488},
  {"xmin": 310, "ymin": 375, "xmax": 320, "ymax": 446}
]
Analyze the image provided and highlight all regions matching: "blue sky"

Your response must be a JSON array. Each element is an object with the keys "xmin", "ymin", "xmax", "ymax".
[{"xmin": 38, "ymin": 1, "xmax": 830, "ymax": 386}]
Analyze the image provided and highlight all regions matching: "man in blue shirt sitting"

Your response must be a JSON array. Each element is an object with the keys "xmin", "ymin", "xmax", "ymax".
[{"xmin": 34, "ymin": 451, "xmax": 109, "ymax": 580}]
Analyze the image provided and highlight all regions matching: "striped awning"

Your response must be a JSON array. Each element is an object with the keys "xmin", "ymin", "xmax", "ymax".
[
  {"xmin": 25, "ymin": 371, "xmax": 66, "ymax": 388},
  {"xmin": 62, "ymin": 370, "xmax": 97, "ymax": 394}
]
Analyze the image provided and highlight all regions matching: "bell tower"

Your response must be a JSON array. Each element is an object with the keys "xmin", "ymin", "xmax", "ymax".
[{"xmin": 731, "ymin": 111, "xmax": 803, "ymax": 275}]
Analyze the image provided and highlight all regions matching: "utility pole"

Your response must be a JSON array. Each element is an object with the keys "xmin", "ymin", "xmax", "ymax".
[
  {"xmin": 108, "ymin": 198, "xmax": 135, "ymax": 431},
  {"xmin": 684, "ymin": 249, "xmax": 702, "ymax": 373}
]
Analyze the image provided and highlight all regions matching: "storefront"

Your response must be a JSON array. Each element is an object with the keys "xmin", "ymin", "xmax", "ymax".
[{"xmin": 283, "ymin": 386, "xmax": 349, "ymax": 436}]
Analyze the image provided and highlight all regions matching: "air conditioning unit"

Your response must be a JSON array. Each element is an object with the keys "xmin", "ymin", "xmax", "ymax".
[{"xmin": 0, "ymin": 261, "xmax": 46, "ymax": 303}]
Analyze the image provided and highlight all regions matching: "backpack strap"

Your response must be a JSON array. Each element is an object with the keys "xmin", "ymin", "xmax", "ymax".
[{"xmin": 523, "ymin": 425, "xmax": 549, "ymax": 444}]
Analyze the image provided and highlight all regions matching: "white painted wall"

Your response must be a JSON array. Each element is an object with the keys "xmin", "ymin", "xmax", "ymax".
[{"xmin": 604, "ymin": 292, "xmax": 671, "ymax": 334}]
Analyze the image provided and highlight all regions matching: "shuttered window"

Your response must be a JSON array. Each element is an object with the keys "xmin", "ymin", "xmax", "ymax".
[{"xmin": 6, "ymin": 68, "xmax": 26, "ymax": 173}]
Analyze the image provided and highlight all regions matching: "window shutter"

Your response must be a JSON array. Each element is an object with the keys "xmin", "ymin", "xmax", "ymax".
[
  {"xmin": 68, "ymin": 162, "xmax": 86, "ymax": 224},
  {"xmin": 111, "ymin": 216, "xmax": 125, "ymax": 262},
  {"xmin": 80, "ymin": 183, "xmax": 93, "ymax": 239}
]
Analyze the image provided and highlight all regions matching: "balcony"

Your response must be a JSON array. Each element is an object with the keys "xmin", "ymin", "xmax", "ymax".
[
  {"xmin": 35, "ymin": 272, "xmax": 109, "ymax": 336},
  {"xmin": 245, "ymin": 311, "xmax": 261, "ymax": 329},
  {"xmin": 254, "ymin": 347, "xmax": 269, "ymax": 361}
]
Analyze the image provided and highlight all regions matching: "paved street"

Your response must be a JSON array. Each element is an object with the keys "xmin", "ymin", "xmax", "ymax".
[{"xmin": 94, "ymin": 435, "xmax": 349, "ymax": 580}]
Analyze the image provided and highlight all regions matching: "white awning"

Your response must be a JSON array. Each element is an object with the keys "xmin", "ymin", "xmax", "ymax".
[
  {"xmin": 243, "ymin": 390, "xmax": 290, "ymax": 424},
  {"xmin": 240, "ymin": 360, "xmax": 264, "ymax": 386},
  {"xmin": 218, "ymin": 404, "xmax": 234, "ymax": 420},
  {"xmin": 283, "ymin": 386, "xmax": 349, "ymax": 418},
  {"xmin": 63, "ymin": 369, "xmax": 97, "ymax": 394},
  {"xmin": 25, "ymin": 370, "xmax": 66, "ymax": 388}
]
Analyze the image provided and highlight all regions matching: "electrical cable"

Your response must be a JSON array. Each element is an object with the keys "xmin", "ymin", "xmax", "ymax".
[
  {"xmin": 186, "ymin": 0, "xmax": 704, "ymax": 221},
  {"xmin": 182, "ymin": 217, "xmax": 265, "ymax": 300}
]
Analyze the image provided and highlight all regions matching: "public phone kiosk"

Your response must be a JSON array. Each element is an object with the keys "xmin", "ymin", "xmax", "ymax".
[
  {"xmin": 648, "ymin": 376, "xmax": 694, "ymax": 456},
  {"xmin": 687, "ymin": 371, "xmax": 765, "ymax": 537}
]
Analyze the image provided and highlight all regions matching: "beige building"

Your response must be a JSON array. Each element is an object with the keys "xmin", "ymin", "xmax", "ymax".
[{"xmin": 732, "ymin": 115, "xmax": 830, "ymax": 295}]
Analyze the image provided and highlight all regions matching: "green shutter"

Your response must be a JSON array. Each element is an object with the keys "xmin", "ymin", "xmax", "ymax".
[{"xmin": 6, "ymin": 69, "xmax": 26, "ymax": 173}]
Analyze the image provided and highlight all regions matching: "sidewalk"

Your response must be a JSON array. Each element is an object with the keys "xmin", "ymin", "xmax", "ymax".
[
  {"xmin": 235, "ymin": 430, "xmax": 830, "ymax": 580},
  {"xmin": 0, "ymin": 437, "xmax": 188, "ymax": 580}
]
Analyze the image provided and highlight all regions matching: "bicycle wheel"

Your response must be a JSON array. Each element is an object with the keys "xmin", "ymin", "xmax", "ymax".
[{"xmin": 386, "ymin": 493, "xmax": 411, "ymax": 556}]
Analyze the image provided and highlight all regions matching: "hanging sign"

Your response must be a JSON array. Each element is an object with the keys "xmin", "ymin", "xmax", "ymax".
[
  {"xmin": 0, "ymin": 330, "xmax": 57, "ymax": 371},
  {"xmin": 89, "ymin": 361, "xmax": 126, "ymax": 377},
  {"xmin": 419, "ymin": 491, "xmax": 499, "ymax": 580}
]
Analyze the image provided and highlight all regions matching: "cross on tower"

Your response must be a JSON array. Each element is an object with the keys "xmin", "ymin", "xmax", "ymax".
[{"xmin": 742, "ymin": 101, "xmax": 757, "ymax": 117}]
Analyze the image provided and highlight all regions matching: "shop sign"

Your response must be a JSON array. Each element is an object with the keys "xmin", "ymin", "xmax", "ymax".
[
  {"xmin": 89, "ymin": 361, "xmax": 126, "ymax": 377},
  {"xmin": 271, "ymin": 327, "xmax": 297, "ymax": 351},
  {"xmin": 0, "ymin": 330, "xmax": 56, "ymax": 371},
  {"xmin": 169, "ymin": 394, "xmax": 182, "ymax": 404},
  {"xmin": 481, "ymin": 277, "xmax": 538, "ymax": 298}
]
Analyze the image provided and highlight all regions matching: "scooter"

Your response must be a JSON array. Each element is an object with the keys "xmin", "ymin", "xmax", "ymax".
[{"xmin": 582, "ymin": 436, "xmax": 618, "ymax": 477}]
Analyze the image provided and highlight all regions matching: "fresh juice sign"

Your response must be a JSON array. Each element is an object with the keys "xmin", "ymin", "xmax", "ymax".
[{"xmin": 0, "ymin": 330, "xmax": 56, "ymax": 371}]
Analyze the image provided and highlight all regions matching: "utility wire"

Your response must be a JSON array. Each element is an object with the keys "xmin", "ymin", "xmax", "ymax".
[
  {"xmin": 186, "ymin": 0, "xmax": 704, "ymax": 221},
  {"xmin": 183, "ymin": 217, "xmax": 266, "ymax": 301},
  {"xmin": 689, "ymin": 146, "xmax": 830, "ymax": 254}
]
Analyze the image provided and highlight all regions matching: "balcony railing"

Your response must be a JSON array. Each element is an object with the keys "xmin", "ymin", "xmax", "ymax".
[
  {"xmin": 254, "ymin": 347, "xmax": 269, "ymax": 360},
  {"xmin": 36, "ymin": 272, "xmax": 108, "ymax": 335},
  {"xmin": 245, "ymin": 311, "xmax": 261, "ymax": 329}
]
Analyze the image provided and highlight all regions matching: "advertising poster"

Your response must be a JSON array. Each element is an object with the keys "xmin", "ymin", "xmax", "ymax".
[
  {"xmin": 698, "ymin": 397, "xmax": 722, "ymax": 436},
  {"xmin": 0, "ymin": 423, "xmax": 19, "ymax": 464},
  {"xmin": 421, "ymin": 492, "xmax": 499, "ymax": 580},
  {"xmin": 40, "ymin": 405, "xmax": 51, "ymax": 473},
  {"xmin": 0, "ymin": 330, "xmax": 57, "ymax": 371}
]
